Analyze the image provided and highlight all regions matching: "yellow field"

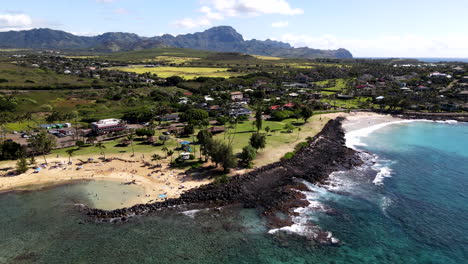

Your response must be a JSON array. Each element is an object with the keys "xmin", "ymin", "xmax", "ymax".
[
  {"xmin": 64, "ymin": 56, "xmax": 99, "ymax": 59},
  {"xmin": 109, "ymin": 65, "xmax": 242, "ymax": 79},
  {"xmin": 253, "ymin": 55, "xmax": 282, "ymax": 61},
  {"xmin": 142, "ymin": 56, "xmax": 201, "ymax": 64}
]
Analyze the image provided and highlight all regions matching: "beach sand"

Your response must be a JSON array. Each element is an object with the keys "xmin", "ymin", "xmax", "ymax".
[
  {"xmin": 0, "ymin": 153, "xmax": 212, "ymax": 206},
  {"xmin": 342, "ymin": 112, "xmax": 402, "ymax": 132}
]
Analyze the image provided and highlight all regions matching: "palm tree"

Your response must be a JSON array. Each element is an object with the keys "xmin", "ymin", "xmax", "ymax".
[
  {"xmin": 297, "ymin": 127, "xmax": 302, "ymax": 141},
  {"xmin": 127, "ymin": 135, "xmax": 135, "ymax": 156},
  {"xmin": 95, "ymin": 143, "xmax": 106, "ymax": 160},
  {"xmin": 167, "ymin": 150, "xmax": 174, "ymax": 163},
  {"xmin": 161, "ymin": 146, "xmax": 169, "ymax": 158},
  {"xmin": 151, "ymin": 154, "xmax": 161, "ymax": 165},
  {"xmin": 65, "ymin": 149, "xmax": 76, "ymax": 164}
]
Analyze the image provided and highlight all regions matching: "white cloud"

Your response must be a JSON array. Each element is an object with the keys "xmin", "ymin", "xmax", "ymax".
[
  {"xmin": 200, "ymin": 0, "xmax": 304, "ymax": 16},
  {"xmin": 173, "ymin": 17, "xmax": 212, "ymax": 29},
  {"xmin": 173, "ymin": 0, "xmax": 303, "ymax": 28},
  {"xmin": 96, "ymin": 0, "xmax": 117, "ymax": 3},
  {"xmin": 271, "ymin": 21, "xmax": 288, "ymax": 28},
  {"xmin": 276, "ymin": 33, "xmax": 468, "ymax": 58},
  {"xmin": 0, "ymin": 13, "xmax": 33, "ymax": 31},
  {"xmin": 114, "ymin": 8, "xmax": 129, "ymax": 15}
]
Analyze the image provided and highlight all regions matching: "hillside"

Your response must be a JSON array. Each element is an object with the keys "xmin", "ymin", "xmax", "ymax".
[{"xmin": 0, "ymin": 26, "xmax": 353, "ymax": 59}]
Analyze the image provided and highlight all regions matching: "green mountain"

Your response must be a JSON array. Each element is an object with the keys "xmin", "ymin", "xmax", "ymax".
[{"xmin": 0, "ymin": 26, "xmax": 352, "ymax": 59}]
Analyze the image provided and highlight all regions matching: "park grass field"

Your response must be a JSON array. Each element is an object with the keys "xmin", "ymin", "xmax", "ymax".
[
  {"xmin": 321, "ymin": 97, "xmax": 374, "ymax": 109},
  {"xmin": 0, "ymin": 62, "xmax": 105, "ymax": 89},
  {"xmin": 109, "ymin": 65, "xmax": 242, "ymax": 79},
  {"xmin": 213, "ymin": 113, "xmax": 339, "ymax": 167}
]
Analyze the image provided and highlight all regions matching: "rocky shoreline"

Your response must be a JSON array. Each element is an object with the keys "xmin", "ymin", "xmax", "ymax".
[{"xmin": 83, "ymin": 117, "xmax": 363, "ymax": 228}]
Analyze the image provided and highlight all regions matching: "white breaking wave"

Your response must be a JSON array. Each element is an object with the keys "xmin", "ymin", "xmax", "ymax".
[
  {"xmin": 372, "ymin": 166, "xmax": 393, "ymax": 185},
  {"xmin": 268, "ymin": 181, "xmax": 340, "ymax": 244},
  {"xmin": 345, "ymin": 119, "xmax": 419, "ymax": 149},
  {"xmin": 181, "ymin": 209, "xmax": 202, "ymax": 218}
]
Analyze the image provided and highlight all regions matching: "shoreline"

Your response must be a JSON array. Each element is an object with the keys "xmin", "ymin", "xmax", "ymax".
[
  {"xmin": 83, "ymin": 116, "xmax": 364, "ymax": 225},
  {"xmin": 0, "ymin": 155, "xmax": 212, "ymax": 207}
]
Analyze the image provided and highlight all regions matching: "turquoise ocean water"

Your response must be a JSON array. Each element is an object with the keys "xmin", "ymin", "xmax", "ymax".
[{"xmin": 0, "ymin": 121, "xmax": 467, "ymax": 263}]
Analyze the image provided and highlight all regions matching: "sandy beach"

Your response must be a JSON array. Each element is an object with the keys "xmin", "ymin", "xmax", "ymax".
[{"xmin": 0, "ymin": 154, "xmax": 212, "ymax": 206}]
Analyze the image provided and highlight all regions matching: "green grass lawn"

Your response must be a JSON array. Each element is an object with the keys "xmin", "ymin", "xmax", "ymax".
[
  {"xmin": 0, "ymin": 62, "xmax": 106, "ymax": 89},
  {"xmin": 321, "ymin": 97, "xmax": 374, "ymax": 109},
  {"xmin": 213, "ymin": 114, "xmax": 335, "ymax": 166},
  {"xmin": 51, "ymin": 135, "xmax": 181, "ymax": 159}
]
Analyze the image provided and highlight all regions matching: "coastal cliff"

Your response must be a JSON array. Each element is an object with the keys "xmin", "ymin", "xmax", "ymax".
[{"xmin": 84, "ymin": 117, "xmax": 362, "ymax": 222}]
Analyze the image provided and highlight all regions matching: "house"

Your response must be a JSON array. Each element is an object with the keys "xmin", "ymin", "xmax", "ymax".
[
  {"xmin": 460, "ymin": 76, "xmax": 468, "ymax": 83},
  {"xmin": 231, "ymin": 91, "xmax": 243, "ymax": 101},
  {"xmin": 204, "ymin": 95, "xmax": 214, "ymax": 102},
  {"xmin": 183, "ymin": 92, "xmax": 193, "ymax": 96},
  {"xmin": 91, "ymin": 119, "xmax": 126, "ymax": 135},
  {"xmin": 208, "ymin": 126, "xmax": 226, "ymax": 134},
  {"xmin": 160, "ymin": 114, "xmax": 180, "ymax": 122},
  {"xmin": 336, "ymin": 94, "xmax": 354, "ymax": 100},
  {"xmin": 457, "ymin": 91, "xmax": 468, "ymax": 101},
  {"xmin": 229, "ymin": 107, "xmax": 252, "ymax": 117},
  {"xmin": 307, "ymin": 93, "xmax": 322, "ymax": 99}
]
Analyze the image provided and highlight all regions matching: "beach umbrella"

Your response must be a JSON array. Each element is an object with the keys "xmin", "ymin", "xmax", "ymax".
[
  {"xmin": 180, "ymin": 141, "xmax": 191, "ymax": 145},
  {"xmin": 35, "ymin": 168, "xmax": 41, "ymax": 171}
]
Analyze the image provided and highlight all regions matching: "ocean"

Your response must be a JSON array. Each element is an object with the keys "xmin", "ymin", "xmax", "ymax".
[{"xmin": 0, "ymin": 121, "xmax": 467, "ymax": 263}]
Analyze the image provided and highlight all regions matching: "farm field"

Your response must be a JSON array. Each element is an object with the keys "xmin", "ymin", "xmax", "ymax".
[{"xmin": 109, "ymin": 65, "xmax": 243, "ymax": 79}]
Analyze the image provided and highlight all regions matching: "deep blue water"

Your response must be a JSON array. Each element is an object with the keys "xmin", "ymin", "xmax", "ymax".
[{"xmin": 0, "ymin": 121, "xmax": 467, "ymax": 263}]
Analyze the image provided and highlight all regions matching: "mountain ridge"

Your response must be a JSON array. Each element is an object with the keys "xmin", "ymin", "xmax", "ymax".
[{"xmin": 0, "ymin": 26, "xmax": 353, "ymax": 59}]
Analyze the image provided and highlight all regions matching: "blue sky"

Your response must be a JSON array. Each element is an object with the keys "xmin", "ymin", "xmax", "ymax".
[{"xmin": 1, "ymin": 0, "xmax": 468, "ymax": 57}]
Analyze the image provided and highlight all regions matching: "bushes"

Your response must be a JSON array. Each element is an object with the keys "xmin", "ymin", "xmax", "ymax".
[
  {"xmin": 282, "ymin": 152, "xmax": 295, "ymax": 160},
  {"xmin": 240, "ymin": 145, "xmax": 257, "ymax": 165},
  {"xmin": 271, "ymin": 110, "xmax": 295, "ymax": 121}
]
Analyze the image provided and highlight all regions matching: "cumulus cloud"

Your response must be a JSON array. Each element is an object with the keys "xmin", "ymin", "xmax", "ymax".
[
  {"xmin": 276, "ymin": 33, "xmax": 468, "ymax": 58},
  {"xmin": 0, "ymin": 13, "xmax": 33, "ymax": 31},
  {"xmin": 271, "ymin": 21, "xmax": 288, "ymax": 28},
  {"xmin": 173, "ymin": 0, "xmax": 303, "ymax": 28}
]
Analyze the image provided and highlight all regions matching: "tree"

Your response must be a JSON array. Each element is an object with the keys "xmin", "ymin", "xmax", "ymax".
[
  {"xmin": 254, "ymin": 106, "xmax": 263, "ymax": 132},
  {"xmin": 159, "ymin": 135, "xmax": 170, "ymax": 145},
  {"xmin": 95, "ymin": 143, "xmax": 106, "ymax": 160},
  {"xmin": 16, "ymin": 156, "xmax": 29, "ymax": 174},
  {"xmin": 300, "ymin": 106, "xmax": 313, "ymax": 123},
  {"xmin": 240, "ymin": 145, "xmax": 257, "ymax": 165},
  {"xmin": 180, "ymin": 109, "xmax": 209, "ymax": 126},
  {"xmin": 249, "ymin": 133, "xmax": 266, "ymax": 150},
  {"xmin": 284, "ymin": 123, "xmax": 295, "ymax": 133},
  {"xmin": 135, "ymin": 128, "xmax": 155, "ymax": 138},
  {"xmin": 65, "ymin": 149, "xmax": 76, "ymax": 164},
  {"xmin": 207, "ymin": 139, "xmax": 237, "ymax": 172},
  {"xmin": 161, "ymin": 146, "xmax": 169, "ymax": 158},
  {"xmin": 75, "ymin": 140, "xmax": 85, "ymax": 149},
  {"xmin": 265, "ymin": 126, "xmax": 271, "ymax": 135},
  {"xmin": 28, "ymin": 130, "xmax": 57, "ymax": 165},
  {"xmin": 183, "ymin": 124, "xmax": 195, "ymax": 136},
  {"xmin": 127, "ymin": 135, "xmax": 135, "ymax": 156},
  {"xmin": 152, "ymin": 154, "xmax": 162, "ymax": 165},
  {"xmin": 197, "ymin": 130, "xmax": 213, "ymax": 161},
  {"xmin": 167, "ymin": 150, "xmax": 174, "ymax": 163}
]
